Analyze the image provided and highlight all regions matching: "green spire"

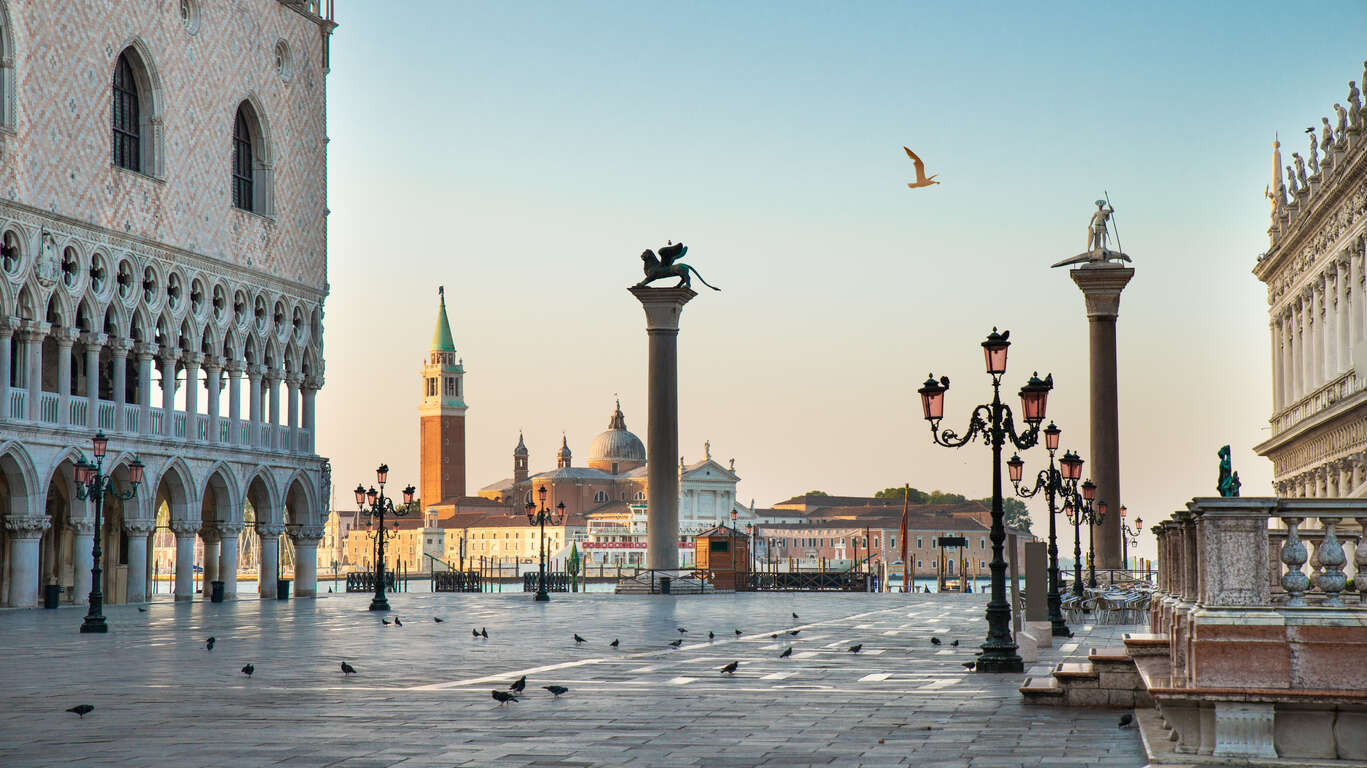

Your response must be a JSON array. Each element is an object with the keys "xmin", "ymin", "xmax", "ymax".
[{"xmin": 432, "ymin": 285, "xmax": 456, "ymax": 352}]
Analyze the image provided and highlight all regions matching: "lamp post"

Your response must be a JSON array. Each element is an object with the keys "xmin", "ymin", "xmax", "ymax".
[
  {"xmin": 525, "ymin": 485, "xmax": 565, "ymax": 602},
  {"xmin": 918, "ymin": 327, "xmax": 1054, "ymax": 673},
  {"xmin": 354, "ymin": 464, "xmax": 416, "ymax": 612},
  {"xmin": 1120, "ymin": 505, "xmax": 1143, "ymax": 571},
  {"xmin": 74, "ymin": 432, "xmax": 145, "ymax": 634},
  {"xmin": 1062, "ymin": 479, "xmax": 1104, "ymax": 595},
  {"xmin": 1006, "ymin": 424, "xmax": 1081, "ymax": 638}
]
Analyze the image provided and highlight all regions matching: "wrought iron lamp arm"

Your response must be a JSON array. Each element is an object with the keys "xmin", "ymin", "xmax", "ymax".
[
  {"xmin": 1002, "ymin": 407, "xmax": 1042, "ymax": 451},
  {"xmin": 929, "ymin": 404, "xmax": 993, "ymax": 448},
  {"xmin": 1012, "ymin": 468, "xmax": 1055, "ymax": 499}
]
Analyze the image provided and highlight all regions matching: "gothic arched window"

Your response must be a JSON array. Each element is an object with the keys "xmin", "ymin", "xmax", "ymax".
[
  {"xmin": 112, "ymin": 53, "xmax": 141, "ymax": 171},
  {"xmin": 232, "ymin": 106, "xmax": 254, "ymax": 211}
]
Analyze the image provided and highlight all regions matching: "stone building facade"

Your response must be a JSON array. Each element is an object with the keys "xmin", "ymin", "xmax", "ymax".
[
  {"xmin": 0, "ymin": 0, "xmax": 336, "ymax": 607},
  {"xmin": 1254, "ymin": 64, "xmax": 1367, "ymax": 497}
]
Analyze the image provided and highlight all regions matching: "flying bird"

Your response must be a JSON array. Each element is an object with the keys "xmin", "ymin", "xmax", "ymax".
[
  {"xmin": 1118, "ymin": 713, "xmax": 1134, "ymax": 729},
  {"xmin": 573, "ymin": 634, "xmax": 586, "ymax": 644},
  {"xmin": 609, "ymin": 639, "xmax": 619, "ymax": 648},
  {"xmin": 509, "ymin": 676, "xmax": 526, "ymax": 693},
  {"xmin": 66, "ymin": 705, "xmax": 94, "ymax": 718},
  {"xmin": 241, "ymin": 664, "xmax": 254, "ymax": 678},
  {"xmin": 394, "ymin": 617, "xmax": 403, "ymax": 627},
  {"xmin": 720, "ymin": 661, "xmax": 739, "ymax": 675},
  {"xmin": 340, "ymin": 661, "xmax": 357, "ymax": 676},
  {"xmin": 930, "ymin": 637, "xmax": 942, "ymax": 646},
  {"xmin": 492, "ymin": 690, "xmax": 518, "ymax": 706},
  {"xmin": 433, "ymin": 617, "xmax": 444, "ymax": 623},
  {"xmin": 779, "ymin": 646, "xmax": 793, "ymax": 659},
  {"xmin": 903, "ymin": 146, "xmax": 940, "ymax": 189},
  {"xmin": 848, "ymin": 644, "xmax": 862, "ymax": 653},
  {"xmin": 544, "ymin": 685, "xmax": 569, "ymax": 699},
  {"xmin": 668, "ymin": 638, "xmax": 683, "ymax": 648},
  {"xmin": 205, "ymin": 637, "xmax": 215, "ymax": 651}
]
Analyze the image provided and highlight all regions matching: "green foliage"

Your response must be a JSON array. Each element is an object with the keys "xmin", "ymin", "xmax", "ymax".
[
  {"xmin": 873, "ymin": 486, "xmax": 1034, "ymax": 532},
  {"xmin": 992, "ymin": 497, "xmax": 1033, "ymax": 532},
  {"xmin": 803, "ymin": 490, "xmax": 829, "ymax": 497},
  {"xmin": 874, "ymin": 487, "xmax": 928, "ymax": 503}
]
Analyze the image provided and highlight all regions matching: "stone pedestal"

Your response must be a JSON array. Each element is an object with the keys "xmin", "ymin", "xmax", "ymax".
[
  {"xmin": 292, "ymin": 525, "xmax": 325, "ymax": 598},
  {"xmin": 629, "ymin": 285, "xmax": 697, "ymax": 571},
  {"xmin": 1069, "ymin": 263, "xmax": 1134, "ymax": 570}
]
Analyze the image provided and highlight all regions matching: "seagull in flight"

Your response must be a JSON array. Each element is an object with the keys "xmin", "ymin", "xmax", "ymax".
[{"xmin": 903, "ymin": 146, "xmax": 940, "ymax": 189}]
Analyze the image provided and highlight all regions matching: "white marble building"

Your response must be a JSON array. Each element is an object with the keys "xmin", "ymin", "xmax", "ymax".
[
  {"xmin": 1254, "ymin": 66, "xmax": 1367, "ymax": 497},
  {"xmin": 0, "ymin": 0, "xmax": 336, "ymax": 607}
]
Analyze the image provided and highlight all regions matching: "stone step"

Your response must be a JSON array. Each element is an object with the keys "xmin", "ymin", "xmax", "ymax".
[
  {"xmin": 1019, "ymin": 674, "xmax": 1065, "ymax": 706},
  {"xmin": 1053, "ymin": 661, "xmax": 1097, "ymax": 680},
  {"xmin": 1122, "ymin": 631, "xmax": 1169, "ymax": 658}
]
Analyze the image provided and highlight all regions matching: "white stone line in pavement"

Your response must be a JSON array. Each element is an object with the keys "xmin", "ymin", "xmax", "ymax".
[
  {"xmin": 409, "ymin": 658, "xmax": 606, "ymax": 690},
  {"xmin": 1059, "ymin": 642, "xmax": 1079, "ymax": 653},
  {"xmin": 668, "ymin": 676, "xmax": 696, "ymax": 685},
  {"xmin": 760, "ymin": 671, "xmax": 794, "ymax": 680},
  {"xmin": 920, "ymin": 679, "xmax": 958, "ymax": 690},
  {"xmin": 859, "ymin": 673, "xmax": 892, "ymax": 682}
]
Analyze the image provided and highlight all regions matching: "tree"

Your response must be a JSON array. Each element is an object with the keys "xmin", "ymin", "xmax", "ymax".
[
  {"xmin": 926, "ymin": 490, "xmax": 967, "ymax": 505},
  {"xmin": 979, "ymin": 497, "xmax": 1032, "ymax": 533},
  {"xmin": 874, "ymin": 487, "xmax": 927, "ymax": 504},
  {"xmin": 803, "ymin": 490, "xmax": 828, "ymax": 497}
]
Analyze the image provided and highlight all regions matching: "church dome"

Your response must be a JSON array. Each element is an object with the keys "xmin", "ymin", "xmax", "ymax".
[{"xmin": 587, "ymin": 400, "xmax": 645, "ymax": 473}]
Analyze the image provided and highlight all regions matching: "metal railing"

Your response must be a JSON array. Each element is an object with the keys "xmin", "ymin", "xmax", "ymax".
[
  {"xmin": 344, "ymin": 571, "xmax": 396, "ymax": 593},
  {"xmin": 433, "ymin": 571, "xmax": 482, "ymax": 592}
]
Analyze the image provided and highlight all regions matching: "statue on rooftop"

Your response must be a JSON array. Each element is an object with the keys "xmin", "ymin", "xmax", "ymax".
[
  {"xmin": 634, "ymin": 241, "xmax": 721, "ymax": 291},
  {"xmin": 1335, "ymin": 104, "xmax": 1348, "ymax": 138},
  {"xmin": 1322, "ymin": 117, "xmax": 1335, "ymax": 154},
  {"xmin": 1349, "ymin": 82, "xmax": 1363, "ymax": 130},
  {"xmin": 1293, "ymin": 153, "xmax": 1308, "ymax": 189},
  {"xmin": 1217, "ymin": 445, "xmax": 1241, "ymax": 498},
  {"xmin": 1307, "ymin": 129, "xmax": 1320, "ymax": 174},
  {"xmin": 1050, "ymin": 197, "xmax": 1132, "ymax": 267},
  {"xmin": 1286, "ymin": 165, "xmax": 1299, "ymax": 195}
]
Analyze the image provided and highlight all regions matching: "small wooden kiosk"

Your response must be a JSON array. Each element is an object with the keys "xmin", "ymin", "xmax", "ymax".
[{"xmin": 694, "ymin": 525, "xmax": 750, "ymax": 591}]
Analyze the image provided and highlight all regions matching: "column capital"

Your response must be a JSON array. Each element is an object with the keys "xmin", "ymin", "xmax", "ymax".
[
  {"xmin": 81, "ymin": 331, "xmax": 108, "ymax": 349},
  {"xmin": 182, "ymin": 351, "xmax": 204, "ymax": 367},
  {"xmin": 157, "ymin": 345, "xmax": 183, "ymax": 364},
  {"xmin": 134, "ymin": 342, "xmax": 160, "ymax": 360},
  {"xmin": 302, "ymin": 375, "xmax": 324, "ymax": 391},
  {"xmin": 292, "ymin": 524, "xmax": 327, "ymax": 543},
  {"xmin": 628, "ymin": 286, "xmax": 697, "ymax": 332},
  {"xmin": 0, "ymin": 315, "xmax": 19, "ymax": 337},
  {"xmin": 227, "ymin": 358, "xmax": 247, "ymax": 375},
  {"xmin": 52, "ymin": 326, "xmax": 80, "ymax": 347},
  {"xmin": 201, "ymin": 355, "xmax": 225, "ymax": 372},
  {"xmin": 123, "ymin": 518, "xmax": 156, "ymax": 536},
  {"xmin": 216, "ymin": 521, "xmax": 245, "ymax": 536},
  {"xmin": 19, "ymin": 320, "xmax": 51, "ymax": 342},
  {"xmin": 256, "ymin": 522, "xmax": 286, "ymax": 538},
  {"xmin": 1067, "ymin": 264, "xmax": 1135, "ymax": 318},
  {"xmin": 169, "ymin": 520, "xmax": 200, "ymax": 537},
  {"xmin": 285, "ymin": 373, "xmax": 302, "ymax": 388},
  {"xmin": 199, "ymin": 526, "xmax": 221, "ymax": 544},
  {"xmin": 3, "ymin": 514, "xmax": 51, "ymax": 538},
  {"xmin": 246, "ymin": 363, "xmax": 266, "ymax": 379},
  {"xmin": 110, "ymin": 337, "xmax": 134, "ymax": 356},
  {"xmin": 267, "ymin": 366, "xmax": 285, "ymax": 383},
  {"xmin": 68, "ymin": 518, "xmax": 95, "ymax": 535}
]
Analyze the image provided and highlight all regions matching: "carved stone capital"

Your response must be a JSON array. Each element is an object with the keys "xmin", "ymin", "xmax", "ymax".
[
  {"xmin": 81, "ymin": 331, "xmax": 108, "ymax": 350},
  {"xmin": 4, "ymin": 515, "xmax": 51, "ymax": 538},
  {"xmin": 169, "ymin": 520, "xmax": 200, "ymax": 537},
  {"xmin": 134, "ymin": 342, "xmax": 160, "ymax": 360},
  {"xmin": 226, "ymin": 359, "xmax": 247, "ymax": 375},
  {"xmin": 52, "ymin": 326, "xmax": 80, "ymax": 347},
  {"xmin": 123, "ymin": 518, "xmax": 156, "ymax": 536},
  {"xmin": 201, "ymin": 355, "xmax": 225, "ymax": 373},
  {"xmin": 0, "ymin": 315, "xmax": 19, "ymax": 337},
  {"xmin": 68, "ymin": 518, "xmax": 95, "ymax": 535},
  {"xmin": 292, "ymin": 524, "xmax": 327, "ymax": 543},
  {"xmin": 19, "ymin": 321, "xmax": 51, "ymax": 343},
  {"xmin": 182, "ymin": 351, "xmax": 204, "ymax": 367},
  {"xmin": 256, "ymin": 522, "xmax": 286, "ymax": 538},
  {"xmin": 216, "ymin": 522, "xmax": 244, "ymax": 536},
  {"xmin": 198, "ymin": 526, "xmax": 221, "ymax": 544},
  {"xmin": 157, "ymin": 346, "xmax": 183, "ymax": 365},
  {"xmin": 110, "ymin": 337, "xmax": 135, "ymax": 356}
]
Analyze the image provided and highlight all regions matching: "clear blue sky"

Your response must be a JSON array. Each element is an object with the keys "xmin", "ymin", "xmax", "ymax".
[{"xmin": 317, "ymin": 1, "xmax": 1367, "ymax": 561}]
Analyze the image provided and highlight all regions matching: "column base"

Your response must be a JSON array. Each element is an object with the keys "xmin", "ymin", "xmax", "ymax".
[
  {"xmin": 534, "ymin": 592, "xmax": 550, "ymax": 602},
  {"xmin": 368, "ymin": 598, "xmax": 390, "ymax": 611},
  {"xmin": 975, "ymin": 650, "xmax": 1024, "ymax": 673},
  {"xmin": 79, "ymin": 615, "xmax": 109, "ymax": 634}
]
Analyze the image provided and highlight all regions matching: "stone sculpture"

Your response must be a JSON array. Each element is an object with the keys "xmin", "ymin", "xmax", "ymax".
[
  {"xmin": 1286, "ymin": 165, "xmax": 1299, "ymax": 195},
  {"xmin": 1307, "ymin": 129, "xmax": 1320, "ymax": 174},
  {"xmin": 634, "ymin": 241, "xmax": 720, "ymax": 291},
  {"xmin": 1086, "ymin": 199, "xmax": 1113, "ymax": 253},
  {"xmin": 1321, "ymin": 117, "xmax": 1334, "ymax": 154},
  {"xmin": 1349, "ymin": 81, "xmax": 1362, "ymax": 130},
  {"xmin": 1334, "ymin": 103, "xmax": 1348, "ymax": 138},
  {"xmin": 1217, "ymin": 445, "xmax": 1241, "ymax": 498},
  {"xmin": 1292, "ymin": 153, "xmax": 1308, "ymax": 189}
]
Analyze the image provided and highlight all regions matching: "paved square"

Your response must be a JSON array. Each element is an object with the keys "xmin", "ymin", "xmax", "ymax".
[{"xmin": 0, "ymin": 592, "xmax": 1145, "ymax": 767}]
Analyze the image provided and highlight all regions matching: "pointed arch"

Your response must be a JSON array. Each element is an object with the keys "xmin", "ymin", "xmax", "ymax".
[
  {"xmin": 75, "ymin": 297, "xmax": 96, "ymax": 333},
  {"xmin": 243, "ymin": 465, "xmax": 280, "ymax": 525},
  {"xmin": 14, "ymin": 281, "xmax": 35, "ymax": 321},
  {"xmin": 43, "ymin": 286, "xmax": 72, "ymax": 328},
  {"xmin": 0, "ymin": 439, "xmax": 41, "ymax": 518},
  {"xmin": 231, "ymin": 95, "xmax": 274, "ymax": 215},
  {"xmin": 282, "ymin": 469, "xmax": 318, "ymax": 527},
  {"xmin": 0, "ymin": 0, "xmax": 13, "ymax": 129},
  {"xmin": 111, "ymin": 39, "xmax": 165, "ymax": 177},
  {"xmin": 200, "ymin": 461, "xmax": 239, "ymax": 526},
  {"xmin": 128, "ymin": 304, "xmax": 150, "ymax": 343},
  {"xmin": 0, "ymin": 271, "xmax": 14, "ymax": 318},
  {"xmin": 151, "ymin": 457, "xmax": 196, "ymax": 524}
]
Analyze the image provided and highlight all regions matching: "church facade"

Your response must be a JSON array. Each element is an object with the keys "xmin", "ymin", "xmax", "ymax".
[
  {"xmin": 1254, "ymin": 65, "xmax": 1367, "ymax": 498},
  {"xmin": 0, "ymin": 1, "xmax": 336, "ymax": 607}
]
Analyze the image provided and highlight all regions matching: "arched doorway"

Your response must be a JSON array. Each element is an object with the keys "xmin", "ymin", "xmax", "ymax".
[
  {"xmin": 0, "ymin": 443, "xmax": 39, "ymax": 606},
  {"xmin": 200, "ymin": 466, "xmax": 236, "ymax": 599},
  {"xmin": 245, "ymin": 471, "xmax": 279, "ymax": 598},
  {"xmin": 152, "ymin": 460, "xmax": 194, "ymax": 601},
  {"xmin": 40, "ymin": 456, "xmax": 83, "ymax": 605}
]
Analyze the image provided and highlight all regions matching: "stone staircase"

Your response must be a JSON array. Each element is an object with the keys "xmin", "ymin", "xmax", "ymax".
[{"xmin": 1019, "ymin": 635, "xmax": 1157, "ymax": 708}]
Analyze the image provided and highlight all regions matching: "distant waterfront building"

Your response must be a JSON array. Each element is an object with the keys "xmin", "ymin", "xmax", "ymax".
[
  {"xmin": 0, "ymin": 1, "xmax": 337, "ymax": 608},
  {"xmin": 1254, "ymin": 69, "xmax": 1367, "ymax": 497}
]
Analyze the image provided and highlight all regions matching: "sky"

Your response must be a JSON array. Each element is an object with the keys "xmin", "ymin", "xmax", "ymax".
[{"xmin": 315, "ymin": 0, "xmax": 1367, "ymax": 562}]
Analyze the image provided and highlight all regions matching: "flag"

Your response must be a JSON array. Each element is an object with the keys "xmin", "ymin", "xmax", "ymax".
[{"xmin": 899, "ymin": 483, "xmax": 910, "ymax": 592}]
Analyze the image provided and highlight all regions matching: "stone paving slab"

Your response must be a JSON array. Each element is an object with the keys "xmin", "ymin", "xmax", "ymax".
[{"xmin": 0, "ymin": 591, "xmax": 1145, "ymax": 767}]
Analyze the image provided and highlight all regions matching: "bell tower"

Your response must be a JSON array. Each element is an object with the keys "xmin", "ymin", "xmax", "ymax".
[{"xmin": 419, "ymin": 286, "xmax": 466, "ymax": 505}]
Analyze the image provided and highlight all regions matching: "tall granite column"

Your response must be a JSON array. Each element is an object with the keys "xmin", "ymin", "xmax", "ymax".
[
  {"xmin": 1069, "ymin": 263, "xmax": 1134, "ymax": 570},
  {"xmin": 629, "ymin": 286, "xmax": 696, "ymax": 571}
]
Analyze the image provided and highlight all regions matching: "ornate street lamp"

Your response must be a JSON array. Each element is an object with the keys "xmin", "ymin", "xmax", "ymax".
[
  {"xmin": 1120, "ymin": 505, "xmax": 1143, "ymax": 571},
  {"xmin": 1006, "ymin": 421, "xmax": 1076, "ymax": 638},
  {"xmin": 354, "ymin": 463, "xmax": 416, "ymax": 611},
  {"xmin": 74, "ymin": 432, "xmax": 144, "ymax": 634},
  {"xmin": 919, "ymin": 327, "xmax": 1054, "ymax": 673},
  {"xmin": 525, "ymin": 485, "xmax": 566, "ymax": 602},
  {"xmin": 1062, "ymin": 478, "xmax": 1104, "ymax": 597}
]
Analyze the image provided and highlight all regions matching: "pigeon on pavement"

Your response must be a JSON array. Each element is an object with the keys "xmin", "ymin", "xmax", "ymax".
[
  {"xmin": 66, "ymin": 705, "xmax": 94, "ymax": 718},
  {"xmin": 544, "ymin": 685, "xmax": 569, "ymax": 699},
  {"xmin": 1119, "ymin": 713, "xmax": 1134, "ymax": 728},
  {"xmin": 241, "ymin": 664, "xmax": 254, "ymax": 677},
  {"xmin": 962, "ymin": 661, "xmax": 976, "ymax": 670},
  {"xmin": 609, "ymin": 639, "xmax": 619, "ymax": 648},
  {"xmin": 930, "ymin": 637, "xmax": 942, "ymax": 646},
  {"xmin": 340, "ymin": 661, "xmax": 357, "ymax": 675},
  {"xmin": 509, "ymin": 676, "xmax": 526, "ymax": 693},
  {"xmin": 951, "ymin": 639, "xmax": 959, "ymax": 647},
  {"xmin": 394, "ymin": 617, "xmax": 403, "ymax": 627},
  {"xmin": 481, "ymin": 627, "xmax": 488, "ymax": 638},
  {"xmin": 492, "ymin": 690, "xmax": 518, "ymax": 706},
  {"xmin": 720, "ymin": 661, "xmax": 739, "ymax": 674},
  {"xmin": 433, "ymin": 617, "xmax": 444, "ymax": 623},
  {"xmin": 381, "ymin": 618, "xmax": 390, "ymax": 626},
  {"xmin": 574, "ymin": 634, "xmax": 586, "ymax": 644},
  {"xmin": 788, "ymin": 630, "xmax": 801, "ymax": 636},
  {"xmin": 848, "ymin": 644, "xmax": 862, "ymax": 653},
  {"xmin": 668, "ymin": 638, "xmax": 683, "ymax": 648},
  {"xmin": 205, "ymin": 637, "xmax": 216, "ymax": 651},
  {"xmin": 779, "ymin": 646, "xmax": 793, "ymax": 659}
]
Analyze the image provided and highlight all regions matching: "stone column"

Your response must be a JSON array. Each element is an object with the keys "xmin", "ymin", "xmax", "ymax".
[
  {"xmin": 22, "ymin": 322, "xmax": 48, "ymax": 421},
  {"xmin": 70, "ymin": 517, "xmax": 94, "ymax": 606},
  {"xmin": 135, "ymin": 343, "xmax": 157, "ymax": 435},
  {"xmin": 217, "ymin": 522, "xmax": 242, "ymax": 599},
  {"xmin": 183, "ymin": 352, "xmax": 201, "ymax": 440},
  {"xmin": 4, "ymin": 514, "xmax": 50, "ymax": 606},
  {"xmin": 1338, "ymin": 259, "xmax": 1351, "ymax": 371},
  {"xmin": 0, "ymin": 316, "xmax": 16, "ymax": 419},
  {"xmin": 285, "ymin": 374, "xmax": 300, "ymax": 453},
  {"xmin": 292, "ymin": 524, "xmax": 325, "ymax": 597},
  {"xmin": 1270, "ymin": 320, "xmax": 1282, "ymax": 412},
  {"xmin": 157, "ymin": 347, "xmax": 180, "ymax": 438},
  {"xmin": 257, "ymin": 522, "xmax": 283, "ymax": 598},
  {"xmin": 1325, "ymin": 272, "xmax": 1339, "ymax": 377},
  {"xmin": 1351, "ymin": 251, "xmax": 1363, "ymax": 360},
  {"xmin": 1069, "ymin": 263, "xmax": 1134, "ymax": 569},
  {"xmin": 247, "ymin": 364, "xmax": 263, "ymax": 446},
  {"xmin": 54, "ymin": 327, "xmax": 76, "ymax": 426},
  {"xmin": 1292, "ymin": 301, "xmax": 1304, "ymax": 401},
  {"xmin": 227, "ymin": 360, "xmax": 244, "ymax": 444},
  {"xmin": 1283, "ymin": 310, "xmax": 1295, "ymax": 405},
  {"xmin": 203, "ymin": 356, "xmax": 222, "ymax": 444},
  {"xmin": 1311, "ymin": 283, "xmax": 1324, "ymax": 389},
  {"xmin": 171, "ymin": 521, "xmax": 198, "ymax": 601},
  {"xmin": 82, "ymin": 332, "xmax": 105, "ymax": 428},
  {"xmin": 629, "ymin": 285, "xmax": 697, "ymax": 571},
  {"xmin": 267, "ymin": 369, "xmax": 282, "ymax": 451},
  {"xmin": 200, "ymin": 526, "xmax": 220, "ymax": 590},
  {"xmin": 301, "ymin": 380, "xmax": 318, "ymax": 454},
  {"xmin": 123, "ymin": 518, "xmax": 154, "ymax": 603},
  {"xmin": 110, "ymin": 339, "xmax": 131, "ymax": 427}
]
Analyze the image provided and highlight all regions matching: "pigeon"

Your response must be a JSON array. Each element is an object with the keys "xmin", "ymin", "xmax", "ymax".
[
  {"xmin": 481, "ymin": 627, "xmax": 488, "ymax": 638},
  {"xmin": 433, "ymin": 617, "xmax": 444, "ymax": 623},
  {"xmin": 472, "ymin": 628, "xmax": 480, "ymax": 638},
  {"xmin": 961, "ymin": 661, "xmax": 976, "ymax": 670},
  {"xmin": 137, "ymin": 607, "xmax": 146, "ymax": 612},
  {"xmin": 788, "ymin": 630, "xmax": 800, "ymax": 636},
  {"xmin": 66, "ymin": 704, "xmax": 94, "ymax": 718},
  {"xmin": 951, "ymin": 639, "xmax": 959, "ymax": 647},
  {"xmin": 848, "ymin": 644, "xmax": 862, "ymax": 653},
  {"xmin": 1118, "ymin": 713, "xmax": 1134, "ymax": 729},
  {"xmin": 573, "ymin": 634, "xmax": 586, "ymax": 644},
  {"xmin": 381, "ymin": 618, "xmax": 391, "ymax": 626},
  {"xmin": 394, "ymin": 617, "xmax": 403, "ymax": 627},
  {"xmin": 779, "ymin": 646, "xmax": 793, "ymax": 659},
  {"xmin": 792, "ymin": 612, "xmax": 799, "ymax": 619},
  {"xmin": 677, "ymin": 627, "xmax": 688, "ymax": 634},
  {"xmin": 609, "ymin": 639, "xmax": 619, "ymax": 648},
  {"xmin": 770, "ymin": 633, "xmax": 779, "ymax": 639},
  {"xmin": 544, "ymin": 685, "xmax": 569, "ymax": 699},
  {"xmin": 241, "ymin": 663, "xmax": 254, "ymax": 677},
  {"xmin": 668, "ymin": 638, "xmax": 683, "ymax": 648},
  {"xmin": 734, "ymin": 629, "xmax": 743, "ymax": 636},
  {"xmin": 340, "ymin": 661, "xmax": 357, "ymax": 676},
  {"xmin": 708, "ymin": 631, "xmax": 714, "ymax": 641},
  {"xmin": 206, "ymin": 637, "xmax": 215, "ymax": 651},
  {"xmin": 509, "ymin": 676, "xmax": 526, "ymax": 693},
  {"xmin": 930, "ymin": 637, "xmax": 942, "ymax": 646},
  {"xmin": 720, "ymin": 661, "xmax": 739, "ymax": 675},
  {"xmin": 492, "ymin": 690, "xmax": 518, "ymax": 706}
]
